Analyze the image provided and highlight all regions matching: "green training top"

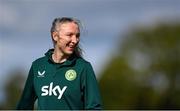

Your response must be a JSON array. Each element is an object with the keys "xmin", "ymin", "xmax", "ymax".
[{"xmin": 17, "ymin": 49, "xmax": 102, "ymax": 110}]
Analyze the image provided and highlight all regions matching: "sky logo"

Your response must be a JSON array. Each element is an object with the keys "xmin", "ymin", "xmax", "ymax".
[{"xmin": 41, "ymin": 82, "xmax": 67, "ymax": 100}]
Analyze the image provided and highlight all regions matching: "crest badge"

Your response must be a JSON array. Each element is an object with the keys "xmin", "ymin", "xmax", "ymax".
[{"xmin": 65, "ymin": 69, "xmax": 77, "ymax": 81}]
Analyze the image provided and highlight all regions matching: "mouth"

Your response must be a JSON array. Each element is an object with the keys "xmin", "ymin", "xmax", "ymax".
[{"xmin": 66, "ymin": 44, "xmax": 76, "ymax": 51}]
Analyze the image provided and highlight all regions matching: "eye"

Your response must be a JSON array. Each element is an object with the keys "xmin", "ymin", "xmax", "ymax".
[{"xmin": 66, "ymin": 33, "xmax": 73, "ymax": 37}]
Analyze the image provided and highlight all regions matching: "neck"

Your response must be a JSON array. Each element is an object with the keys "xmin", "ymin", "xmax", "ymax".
[{"xmin": 52, "ymin": 48, "xmax": 70, "ymax": 63}]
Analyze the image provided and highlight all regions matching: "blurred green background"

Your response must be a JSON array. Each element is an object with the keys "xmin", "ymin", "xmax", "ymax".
[{"xmin": 99, "ymin": 22, "xmax": 180, "ymax": 109}]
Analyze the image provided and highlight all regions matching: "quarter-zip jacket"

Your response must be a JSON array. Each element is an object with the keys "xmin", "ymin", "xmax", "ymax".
[{"xmin": 17, "ymin": 49, "xmax": 102, "ymax": 110}]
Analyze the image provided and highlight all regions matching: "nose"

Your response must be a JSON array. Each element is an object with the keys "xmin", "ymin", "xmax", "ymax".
[{"xmin": 71, "ymin": 35, "xmax": 79, "ymax": 44}]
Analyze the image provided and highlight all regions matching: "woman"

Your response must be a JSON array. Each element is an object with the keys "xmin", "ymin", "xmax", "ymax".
[{"xmin": 17, "ymin": 17, "xmax": 102, "ymax": 110}]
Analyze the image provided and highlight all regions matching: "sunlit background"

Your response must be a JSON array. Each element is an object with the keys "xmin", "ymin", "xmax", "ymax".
[{"xmin": 0, "ymin": 0, "xmax": 180, "ymax": 109}]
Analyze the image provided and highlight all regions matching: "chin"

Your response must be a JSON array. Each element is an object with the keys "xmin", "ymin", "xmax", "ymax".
[{"xmin": 65, "ymin": 51, "xmax": 74, "ymax": 55}]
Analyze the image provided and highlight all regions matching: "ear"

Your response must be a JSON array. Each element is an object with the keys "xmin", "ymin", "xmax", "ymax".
[{"xmin": 52, "ymin": 31, "xmax": 58, "ymax": 42}]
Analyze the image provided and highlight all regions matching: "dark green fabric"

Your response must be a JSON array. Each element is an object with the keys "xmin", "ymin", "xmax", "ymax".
[{"xmin": 16, "ymin": 49, "xmax": 102, "ymax": 110}]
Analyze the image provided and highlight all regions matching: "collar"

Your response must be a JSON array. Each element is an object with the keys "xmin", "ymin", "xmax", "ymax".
[{"xmin": 45, "ymin": 49, "xmax": 77, "ymax": 67}]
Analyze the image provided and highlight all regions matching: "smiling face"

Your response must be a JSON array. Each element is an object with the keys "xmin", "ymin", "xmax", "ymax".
[{"xmin": 52, "ymin": 22, "xmax": 80, "ymax": 56}]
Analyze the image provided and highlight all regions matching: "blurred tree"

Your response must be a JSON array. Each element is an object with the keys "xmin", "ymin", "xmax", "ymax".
[
  {"xmin": 1, "ymin": 69, "xmax": 26, "ymax": 109},
  {"xmin": 99, "ymin": 22, "xmax": 180, "ymax": 109}
]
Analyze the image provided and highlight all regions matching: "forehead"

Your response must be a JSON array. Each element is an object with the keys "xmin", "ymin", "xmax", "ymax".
[{"xmin": 57, "ymin": 22, "xmax": 79, "ymax": 32}]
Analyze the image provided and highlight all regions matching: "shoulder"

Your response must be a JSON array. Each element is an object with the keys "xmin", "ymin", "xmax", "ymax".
[
  {"xmin": 76, "ymin": 57, "xmax": 92, "ymax": 66},
  {"xmin": 75, "ymin": 57, "xmax": 94, "ymax": 70},
  {"xmin": 32, "ymin": 55, "xmax": 48, "ymax": 66}
]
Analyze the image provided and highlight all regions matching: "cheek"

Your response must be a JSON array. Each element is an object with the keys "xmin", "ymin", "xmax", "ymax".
[{"xmin": 58, "ymin": 38, "xmax": 70, "ymax": 46}]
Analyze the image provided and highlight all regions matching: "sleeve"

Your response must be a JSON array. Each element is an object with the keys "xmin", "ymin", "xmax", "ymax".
[
  {"xmin": 16, "ymin": 63, "xmax": 37, "ymax": 109},
  {"xmin": 81, "ymin": 62, "xmax": 103, "ymax": 110}
]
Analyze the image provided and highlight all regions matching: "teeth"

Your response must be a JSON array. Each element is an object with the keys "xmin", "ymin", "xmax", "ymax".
[{"xmin": 69, "ymin": 45, "xmax": 74, "ymax": 47}]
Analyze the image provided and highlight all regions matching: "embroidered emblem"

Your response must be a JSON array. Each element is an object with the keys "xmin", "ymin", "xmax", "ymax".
[
  {"xmin": 38, "ymin": 70, "xmax": 45, "ymax": 77},
  {"xmin": 65, "ymin": 69, "xmax": 77, "ymax": 81}
]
